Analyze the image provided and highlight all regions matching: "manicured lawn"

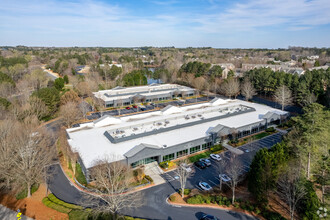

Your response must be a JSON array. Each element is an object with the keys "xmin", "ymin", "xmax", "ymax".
[
  {"xmin": 254, "ymin": 132, "xmax": 270, "ymax": 140},
  {"xmin": 188, "ymin": 151, "xmax": 211, "ymax": 163}
]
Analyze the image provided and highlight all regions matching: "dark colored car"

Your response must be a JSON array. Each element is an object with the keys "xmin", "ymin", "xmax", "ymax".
[
  {"xmin": 200, "ymin": 214, "xmax": 219, "ymax": 220},
  {"xmin": 194, "ymin": 161, "xmax": 206, "ymax": 169}
]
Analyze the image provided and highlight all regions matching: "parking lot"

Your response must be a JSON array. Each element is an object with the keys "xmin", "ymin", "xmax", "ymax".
[
  {"xmin": 160, "ymin": 132, "xmax": 283, "ymax": 191},
  {"xmin": 86, "ymin": 96, "xmax": 214, "ymax": 120}
]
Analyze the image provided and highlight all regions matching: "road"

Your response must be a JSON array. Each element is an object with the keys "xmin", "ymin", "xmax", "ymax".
[
  {"xmin": 47, "ymin": 132, "xmax": 284, "ymax": 220},
  {"xmin": 0, "ymin": 204, "xmax": 33, "ymax": 220}
]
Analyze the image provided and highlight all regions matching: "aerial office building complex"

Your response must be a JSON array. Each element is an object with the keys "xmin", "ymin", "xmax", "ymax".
[
  {"xmin": 66, "ymin": 95, "xmax": 288, "ymax": 179},
  {"xmin": 93, "ymin": 84, "xmax": 196, "ymax": 107}
]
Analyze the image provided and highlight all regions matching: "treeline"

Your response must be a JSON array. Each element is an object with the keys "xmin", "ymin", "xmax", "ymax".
[
  {"xmin": 0, "ymin": 56, "xmax": 28, "ymax": 67},
  {"xmin": 245, "ymin": 68, "xmax": 330, "ymax": 107},
  {"xmin": 121, "ymin": 69, "xmax": 148, "ymax": 87},
  {"xmin": 248, "ymin": 103, "xmax": 329, "ymax": 219}
]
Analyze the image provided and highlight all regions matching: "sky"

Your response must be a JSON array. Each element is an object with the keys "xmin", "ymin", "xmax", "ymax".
[{"xmin": 0, "ymin": 0, "xmax": 330, "ymax": 48}]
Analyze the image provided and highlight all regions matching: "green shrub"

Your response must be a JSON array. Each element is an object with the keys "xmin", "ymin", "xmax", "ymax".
[
  {"xmin": 68, "ymin": 159, "xmax": 73, "ymax": 171},
  {"xmin": 159, "ymin": 161, "xmax": 169, "ymax": 169},
  {"xmin": 144, "ymin": 175, "xmax": 153, "ymax": 183},
  {"xmin": 48, "ymin": 193, "xmax": 83, "ymax": 210},
  {"xmin": 262, "ymin": 210, "xmax": 286, "ymax": 220},
  {"xmin": 210, "ymin": 144, "xmax": 223, "ymax": 152},
  {"xmin": 16, "ymin": 183, "xmax": 39, "ymax": 200},
  {"xmin": 75, "ymin": 163, "xmax": 87, "ymax": 186},
  {"xmin": 266, "ymin": 127, "xmax": 275, "ymax": 132},
  {"xmin": 68, "ymin": 209, "xmax": 90, "ymax": 220},
  {"xmin": 178, "ymin": 189, "xmax": 191, "ymax": 195},
  {"xmin": 42, "ymin": 197, "xmax": 71, "ymax": 214}
]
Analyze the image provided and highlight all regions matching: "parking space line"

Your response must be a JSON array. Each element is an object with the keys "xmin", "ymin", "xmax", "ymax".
[{"xmin": 209, "ymin": 180, "xmax": 217, "ymax": 185}]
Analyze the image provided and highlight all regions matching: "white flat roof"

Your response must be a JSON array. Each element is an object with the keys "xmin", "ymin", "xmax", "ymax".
[
  {"xmin": 67, "ymin": 99, "xmax": 287, "ymax": 168},
  {"xmin": 93, "ymin": 84, "xmax": 195, "ymax": 102}
]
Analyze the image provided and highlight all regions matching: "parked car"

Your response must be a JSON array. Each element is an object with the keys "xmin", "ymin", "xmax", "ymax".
[
  {"xmin": 132, "ymin": 105, "xmax": 138, "ymax": 108},
  {"xmin": 200, "ymin": 214, "xmax": 219, "ymax": 220},
  {"xmin": 199, "ymin": 158, "xmax": 211, "ymax": 166},
  {"xmin": 245, "ymin": 149, "xmax": 250, "ymax": 153},
  {"xmin": 199, "ymin": 181, "xmax": 212, "ymax": 191},
  {"xmin": 194, "ymin": 161, "xmax": 206, "ymax": 169},
  {"xmin": 126, "ymin": 107, "xmax": 131, "ymax": 110},
  {"xmin": 219, "ymin": 174, "xmax": 231, "ymax": 182},
  {"xmin": 181, "ymin": 163, "xmax": 192, "ymax": 173},
  {"xmin": 150, "ymin": 102, "xmax": 155, "ymax": 106},
  {"xmin": 210, "ymin": 154, "xmax": 221, "ymax": 161}
]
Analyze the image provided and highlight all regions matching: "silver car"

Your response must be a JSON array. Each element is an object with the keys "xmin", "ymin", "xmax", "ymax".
[
  {"xmin": 199, "ymin": 158, "xmax": 211, "ymax": 166},
  {"xmin": 219, "ymin": 174, "xmax": 231, "ymax": 182},
  {"xmin": 199, "ymin": 181, "xmax": 212, "ymax": 191},
  {"xmin": 181, "ymin": 163, "xmax": 192, "ymax": 172}
]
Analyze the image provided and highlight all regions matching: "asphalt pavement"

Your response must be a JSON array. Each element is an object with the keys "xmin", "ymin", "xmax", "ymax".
[
  {"xmin": 47, "ymin": 132, "xmax": 283, "ymax": 220},
  {"xmin": 86, "ymin": 96, "xmax": 213, "ymax": 120},
  {"xmin": 159, "ymin": 132, "xmax": 283, "ymax": 191}
]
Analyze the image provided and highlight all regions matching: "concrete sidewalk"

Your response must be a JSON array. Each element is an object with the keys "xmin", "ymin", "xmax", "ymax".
[
  {"xmin": 0, "ymin": 205, "xmax": 34, "ymax": 220},
  {"xmin": 144, "ymin": 161, "xmax": 166, "ymax": 185}
]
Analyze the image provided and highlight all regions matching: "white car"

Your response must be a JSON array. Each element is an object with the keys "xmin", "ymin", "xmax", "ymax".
[
  {"xmin": 181, "ymin": 163, "xmax": 192, "ymax": 173},
  {"xmin": 199, "ymin": 158, "xmax": 211, "ymax": 166},
  {"xmin": 210, "ymin": 154, "xmax": 221, "ymax": 161},
  {"xmin": 199, "ymin": 181, "xmax": 212, "ymax": 191},
  {"xmin": 219, "ymin": 174, "xmax": 231, "ymax": 182},
  {"xmin": 245, "ymin": 149, "xmax": 250, "ymax": 153}
]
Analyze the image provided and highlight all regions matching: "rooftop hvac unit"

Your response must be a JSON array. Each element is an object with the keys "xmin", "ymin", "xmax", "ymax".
[{"xmin": 163, "ymin": 145, "xmax": 167, "ymax": 148}]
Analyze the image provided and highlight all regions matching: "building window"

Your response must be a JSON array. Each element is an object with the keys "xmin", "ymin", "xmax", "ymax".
[
  {"xmin": 202, "ymin": 143, "xmax": 209, "ymax": 150},
  {"xmin": 131, "ymin": 156, "xmax": 158, "ymax": 168},
  {"xmin": 242, "ymin": 130, "xmax": 250, "ymax": 136},
  {"xmin": 176, "ymin": 149, "xmax": 188, "ymax": 158},
  {"xmin": 124, "ymin": 102, "xmax": 130, "ymax": 106},
  {"xmin": 251, "ymin": 127, "xmax": 259, "ymax": 134},
  {"xmin": 190, "ymin": 145, "xmax": 200, "ymax": 154},
  {"xmin": 163, "ymin": 153, "xmax": 175, "ymax": 161},
  {"xmin": 106, "ymin": 103, "xmax": 113, "ymax": 107}
]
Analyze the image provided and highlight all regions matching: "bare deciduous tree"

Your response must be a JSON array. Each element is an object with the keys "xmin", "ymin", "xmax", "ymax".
[
  {"xmin": 60, "ymin": 90, "xmax": 80, "ymax": 105},
  {"xmin": 225, "ymin": 155, "xmax": 244, "ymax": 204},
  {"xmin": 221, "ymin": 78, "xmax": 240, "ymax": 99},
  {"xmin": 241, "ymin": 78, "xmax": 256, "ymax": 101},
  {"xmin": 274, "ymin": 85, "xmax": 293, "ymax": 111},
  {"xmin": 89, "ymin": 156, "xmax": 142, "ymax": 219},
  {"xmin": 215, "ymin": 158, "xmax": 227, "ymax": 192},
  {"xmin": 277, "ymin": 164, "xmax": 306, "ymax": 220},
  {"xmin": 1, "ymin": 117, "xmax": 56, "ymax": 197},
  {"xmin": 59, "ymin": 101, "xmax": 82, "ymax": 127},
  {"xmin": 175, "ymin": 159, "xmax": 191, "ymax": 198}
]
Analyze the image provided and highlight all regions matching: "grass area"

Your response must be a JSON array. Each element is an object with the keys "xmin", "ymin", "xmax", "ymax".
[
  {"xmin": 187, "ymin": 145, "xmax": 224, "ymax": 163},
  {"xmin": 16, "ymin": 183, "xmax": 39, "ymax": 200},
  {"xmin": 229, "ymin": 129, "xmax": 277, "ymax": 147},
  {"xmin": 188, "ymin": 151, "xmax": 211, "ymax": 163},
  {"xmin": 43, "ymin": 193, "xmax": 145, "ymax": 220},
  {"xmin": 75, "ymin": 163, "xmax": 87, "ymax": 186},
  {"xmin": 66, "ymin": 171, "xmax": 73, "ymax": 179}
]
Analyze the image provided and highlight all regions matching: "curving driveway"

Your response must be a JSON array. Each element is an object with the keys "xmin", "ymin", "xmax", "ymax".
[
  {"xmin": 47, "ymin": 164, "xmax": 256, "ymax": 220},
  {"xmin": 46, "ymin": 132, "xmax": 285, "ymax": 220}
]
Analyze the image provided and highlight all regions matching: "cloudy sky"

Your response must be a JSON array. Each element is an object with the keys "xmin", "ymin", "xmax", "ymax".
[{"xmin": 1, "ymin": 0, "xmax": 330, "ymax": 48}]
